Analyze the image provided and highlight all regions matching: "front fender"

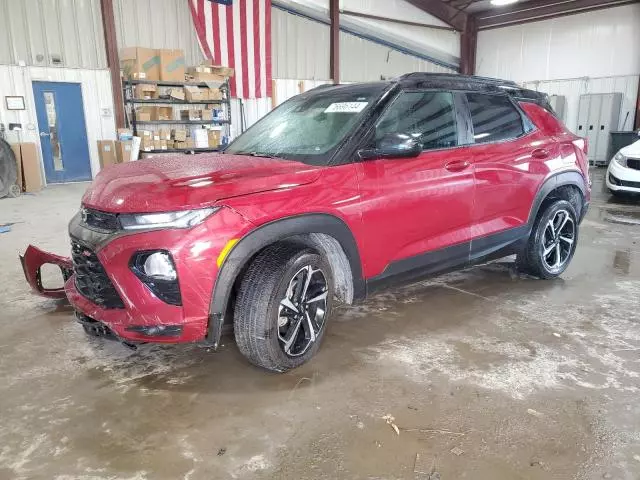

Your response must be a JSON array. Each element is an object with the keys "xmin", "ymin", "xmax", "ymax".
[{"xmin": 20, "ymin": 245, "xmax": 73, "ymax": 299}]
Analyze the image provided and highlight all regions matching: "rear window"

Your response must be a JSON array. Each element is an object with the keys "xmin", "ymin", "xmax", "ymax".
[{"xmin": 466, "ymin": 93, "xmax": 524, "ymax": 144}]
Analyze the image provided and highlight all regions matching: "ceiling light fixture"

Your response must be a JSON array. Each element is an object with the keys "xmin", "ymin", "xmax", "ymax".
[{"xmin": 490, "ymin": 0, "xmax": 519, "ymax": 5}]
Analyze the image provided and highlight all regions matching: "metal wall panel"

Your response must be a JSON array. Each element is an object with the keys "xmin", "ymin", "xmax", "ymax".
[
  {"xmin": 0, "ymin": 0, "xmax": 106, "ymax": 68},
  {"xmin": 476, "ymin": 4, "xmax": 640, "ymax": 82},
  {"xmin": 522, "ymin": 76, "xmax": 639, "ymax": 134},
  {"xmin": 113, "ymin": 0, "xmax": 204, "ymax": 67},
  {"xmin": 340, "ymin": 31, "xmax": 456, "ymax": 82},
  {"xmin": 0, "ymin": 65, "xmax": 116, "ymax": 182},
  {"xmin": 272, "ymin": 7, "xmax": 331, "ymax": 80}
]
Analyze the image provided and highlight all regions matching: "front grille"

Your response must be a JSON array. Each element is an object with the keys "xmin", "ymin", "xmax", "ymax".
[
  {"xmin": 627, "ymin": 158, "xmax": 640, "ymax": 171},
  {"xmin": 610, "ymin": 173, "xmax": 640, "ymax": 189},
  {"xmin": 82, "ymin": 207, "xmax": 120, "ymax": 233},
  {"xmin": 71, "ymin": 240, "xmax": 124, "ymax": 309}
]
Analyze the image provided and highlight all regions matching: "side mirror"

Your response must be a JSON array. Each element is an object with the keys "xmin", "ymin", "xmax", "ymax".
[{"xmin": 359, "ymin": 133, "xmax": 422, "ymax": 160}]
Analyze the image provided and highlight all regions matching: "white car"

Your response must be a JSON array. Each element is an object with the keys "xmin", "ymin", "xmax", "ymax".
[{"xmin": 607, "ymin": 138, "xmax": 640, "ymax": 195}]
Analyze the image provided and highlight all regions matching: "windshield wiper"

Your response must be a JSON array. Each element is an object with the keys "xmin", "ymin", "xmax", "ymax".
[{"xmin": 247, "ymin": 151, "xmax": 282, "ymax": 159}]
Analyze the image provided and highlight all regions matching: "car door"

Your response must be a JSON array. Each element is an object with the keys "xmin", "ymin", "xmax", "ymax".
[
  {"xmin": 355, "ymin": 90, "xmax": 476, "ymax": 283},
  {"xmin": 461, "ymin": 92, "xmax": 553, "ymax": 257}
]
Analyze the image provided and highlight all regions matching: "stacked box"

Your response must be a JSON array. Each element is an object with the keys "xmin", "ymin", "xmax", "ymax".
[
  {"xmin": 120, "ymin": 47, "xmax": 159, "ymax": 80},
  {"xmin": 152, "ymin": 106, "xmax": 173, "ymax": 121},
  {"xmin": 134, "ymin": 84, "xmax": 158, "ymax": 100},
  {"xmin": 159, "ymin": 49, "xmax": 185, "ymax": 82}
]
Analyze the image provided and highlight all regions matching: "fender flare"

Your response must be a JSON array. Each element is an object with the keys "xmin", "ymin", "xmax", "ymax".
[
  {"xmin": 527, "ymin": 170, "xmax": 587, "ymax": 229},
  {"xmin": 206, "ymin": 213, "xmax": 365, "ymax": 347}
]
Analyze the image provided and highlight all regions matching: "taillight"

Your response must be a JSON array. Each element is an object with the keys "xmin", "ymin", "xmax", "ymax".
[{"xmin": 572, "ymin": 138, "xmax": 588, "ymax": 156}]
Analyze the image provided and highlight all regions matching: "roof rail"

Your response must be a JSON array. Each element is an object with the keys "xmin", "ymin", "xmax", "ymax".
[{"xmin": 397, "ymin": 72, "xmax": 518, "ymax": 87}]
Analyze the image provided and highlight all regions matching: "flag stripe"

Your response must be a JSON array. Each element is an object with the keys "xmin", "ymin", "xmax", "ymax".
[
  {"xmin": 265, "ymin": 1, "xmax": 272, "ymax": 96},
  {"xmin": 226, "ymin": 4, "xmax": 237, "ymax": 97},
  {"xmin": 189, "ymin": 0, "xmax": 271, "ymax": 99},
  {"xmin": 253, "ymin": 0, "xmax": 262, "ymax": 98},
  {"xmin": 212, "ymin": 2, "xmax": 220, "ymax": 64},
  {"xmin": 239, "ymin": 1, "xmax": 250, "ymax": 99},
  {"xmin": 219, "ymin": 4, "xmax": 228, "ymax": 66}
]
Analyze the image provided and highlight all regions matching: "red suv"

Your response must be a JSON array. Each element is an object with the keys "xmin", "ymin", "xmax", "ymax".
[{"xmin": 22, "ymin": 74, "xmax": 590, "ymax": 372}]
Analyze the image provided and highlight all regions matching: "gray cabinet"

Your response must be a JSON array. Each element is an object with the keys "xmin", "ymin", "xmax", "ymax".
[
  {"xmin": 577, "ymin": 93, "xmax": 622, "ymax": 165},
  {"xmin": 549, "ymin": 95, "xmax": 566, "ymax": 122}
]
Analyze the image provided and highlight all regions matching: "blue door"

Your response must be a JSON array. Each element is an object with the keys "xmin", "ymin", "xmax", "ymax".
[{"xmin": 32, "ymin": 82, "xmax": 92, "ymax": 183}]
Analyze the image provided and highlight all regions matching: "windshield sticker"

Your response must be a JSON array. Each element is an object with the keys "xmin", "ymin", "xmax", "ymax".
[{"xmin": 324, "ymin": 102, "xmax": 368, "ymax": 113}]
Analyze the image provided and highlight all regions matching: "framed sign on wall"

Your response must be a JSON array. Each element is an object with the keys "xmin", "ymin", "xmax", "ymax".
[{"xmin": 5, "ymin": 96, "xmax": 26, "ymax": 110}]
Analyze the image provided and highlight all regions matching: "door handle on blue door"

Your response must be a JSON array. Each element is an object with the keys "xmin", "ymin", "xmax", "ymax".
[
  {"xmin": 531, "ymin": 148, "xmax": 549, "ymax": 159},
  {"xmin": 445, "ymin": 160, "xmax": 470, "ymax": 172}
]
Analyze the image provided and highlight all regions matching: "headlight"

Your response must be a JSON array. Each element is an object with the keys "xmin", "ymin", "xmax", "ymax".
[
  {"xmin": 119, "ymin": 207, "xmax": 219, "ymax": 230},
  {"xmin": 614, "ymin": 152, "xmax": 627, "ymax": 167}
]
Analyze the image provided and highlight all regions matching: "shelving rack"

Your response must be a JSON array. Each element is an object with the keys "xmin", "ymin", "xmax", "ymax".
[{"xmin": 122, "ymin": 78, "xmax": 232, "ymax": 154}]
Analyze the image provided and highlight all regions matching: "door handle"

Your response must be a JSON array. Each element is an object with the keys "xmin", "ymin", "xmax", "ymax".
[
  {"xmin": 531, "ymin": 148, "xmax": 549, "ymax": 159},
  {"xmin": 445, "ymin": 160, "xmax": 470, "ymax": 172},
  {"xmin": 39, "ymin": 132, "xmax": 50, "ymax": 137}
]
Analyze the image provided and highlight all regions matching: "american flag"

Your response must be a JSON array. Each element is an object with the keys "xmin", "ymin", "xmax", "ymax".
[{"xmin": 189, "ymin": 0, "xmax": 272, "ymax": 99}]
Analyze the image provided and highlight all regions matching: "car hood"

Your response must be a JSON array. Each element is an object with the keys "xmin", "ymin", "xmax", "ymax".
[
  {"xmin": 620, "ymin": 139, "xmax": 640, "ymax": 158},
  {"xmin": 82, "ymin": 153, "xmax": 323, "ymax": 213}
]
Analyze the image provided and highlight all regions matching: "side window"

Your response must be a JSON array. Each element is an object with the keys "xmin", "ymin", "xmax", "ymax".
[
  {"xmin": 376, "ymin": 91, "xmax": 458, "ymax": 150},
  {"xmin": 466, "ymin": 93, "xmax": 525, "ymax": 144}
]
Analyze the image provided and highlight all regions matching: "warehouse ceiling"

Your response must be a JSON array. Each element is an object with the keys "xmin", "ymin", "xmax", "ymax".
[{"xmin": 409, "ymin": 0, "xmax": 639, "ymax": 29}]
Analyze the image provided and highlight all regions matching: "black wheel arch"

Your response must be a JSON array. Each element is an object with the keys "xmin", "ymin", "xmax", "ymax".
[
  {"xmin": 206, "ymin": 213, "xmax": 365, "ymax": 347},
  {"xmin": 527, "ymin": 170, "xmax": 588, "ymax": 230}
]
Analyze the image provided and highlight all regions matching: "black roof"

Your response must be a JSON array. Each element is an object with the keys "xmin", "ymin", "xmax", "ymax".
[{"xmin": 309, "ymin": 73, "xmax": 550, "ymax": 108}]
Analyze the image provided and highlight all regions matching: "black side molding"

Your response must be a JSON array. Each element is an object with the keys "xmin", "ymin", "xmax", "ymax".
[
  {"xmin": 527, "ymin": 170, "xmax": 587, "ymax": 229},
  {"xmin": 206, "ymin": 213, "xmax": 365, "ymax": 347}
]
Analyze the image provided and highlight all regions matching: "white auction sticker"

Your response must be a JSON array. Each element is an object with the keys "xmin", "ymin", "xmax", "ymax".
[{"xmin": 324, "ymin": 102, "xmax": 368, "ymax": 113}]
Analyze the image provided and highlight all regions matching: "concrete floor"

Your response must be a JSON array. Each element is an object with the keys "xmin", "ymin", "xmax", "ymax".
[{"xmin": 1, "ymin": 169, "xmax": 640, "ymax": 480}]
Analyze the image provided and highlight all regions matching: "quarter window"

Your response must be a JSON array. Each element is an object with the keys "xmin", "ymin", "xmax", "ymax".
[
  {"xmin": 466, "ymin": 93, "xmax": 524, "ymax": 144},
  {"xmin": 376, "ymin": 91, "xmax": 458, "ymax": 150}
]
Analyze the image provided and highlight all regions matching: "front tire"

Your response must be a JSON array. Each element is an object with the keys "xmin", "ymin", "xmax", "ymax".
[
  {"xmin": 517, "ymin": 199, "xmax": 578, "ymax": 279},
  {"xmin": 234, "ymin": 242, "xmax": 333, "ymax": 372}
]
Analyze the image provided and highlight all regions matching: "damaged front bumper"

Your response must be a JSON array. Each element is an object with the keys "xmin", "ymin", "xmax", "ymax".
[{"xmin": 20, "ymin": 245, "xmax": 73, "ymax": 299}]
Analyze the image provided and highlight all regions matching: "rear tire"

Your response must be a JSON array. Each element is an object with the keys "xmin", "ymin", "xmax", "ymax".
[
  {"xmin": 517, "ymin": 199, "xmax": 578, "ymax": 279},
  {"xmin": 234, "ymin": 242, "xmax": 334, "ymax": 372}
]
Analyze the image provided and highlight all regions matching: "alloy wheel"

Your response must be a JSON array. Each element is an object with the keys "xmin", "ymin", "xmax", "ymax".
[
  {"xmin": 541, "ymin": 209, "xmax": 575, "ymax": 271},
  {"xmin": 277, "ymin": 265, "xmax": 328, "ymax": 357}
]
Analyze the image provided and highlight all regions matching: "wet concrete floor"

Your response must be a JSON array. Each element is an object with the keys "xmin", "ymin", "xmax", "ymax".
[{"xmin": 1, "ymin": 169, "xmax": 640, "ymax": 480}]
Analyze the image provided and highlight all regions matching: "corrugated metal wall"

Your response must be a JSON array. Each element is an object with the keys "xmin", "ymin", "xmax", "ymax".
[
  {"xmin": 522, "ymin": 76, "xmax": 639, "ymax": 134},
  {"xmin": 0, "ymin": 65, "xmax": 116, "ymax": 181},
  {"xmin": 340, "ymin": 32, "xmax": 456, "ymax": 82},
  {"xmin": 113, "ymin": 0, "xmax": 204, "ymax": 67},
  {"xmin": 272, "ymin": 7, "xmax": 331, "ymax": 80},
  {"xmin": 272, "ymin": 6, "xmax": 457, "ymax": 82},
  {"xmin": 0, "ymin": 0, "xmax": 106, "ymax": 69},
  {"xmin": 476, "ymin": 4, "xmax": 640, "ymax": 82}
]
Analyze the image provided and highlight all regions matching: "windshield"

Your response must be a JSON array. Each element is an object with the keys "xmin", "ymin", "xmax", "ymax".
[{"xmin": 224, "ymin": 83, "xmax": 389, "ymax": 165}]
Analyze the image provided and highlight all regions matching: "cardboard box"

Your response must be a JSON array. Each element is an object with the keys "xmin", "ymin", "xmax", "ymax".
[
  {"xmin": 134, "ymin": 84, "xmax": 158, "ymax": 100},
  {"xmin": 166, "ymin": 140, "xmax": 175, "ymax": 149},
  {"xmin": 206, "ymin": 88, "xmax": 223, "ymax": 101},
  {"xmin": 211, "ymin": 66, "xmax": 234, "ymax": 77},
  {"xmin": 186, "ymin": 68, "xmax": 226, "ymax": 83},
  {"xmin": 136, "ymin": 107, "xmax": 153, "ymax": 122},
  {"xmin": 11, "ymin": 143, "xmax": 42, "ymax": 193},
  {"xmin": 168, "ymin": 88, "xmax": 185, "ymax": 101},
  {"xmin": 115, "ymin": 141, "xmax": 133, "ymax": 163},
  {"xmin": 174, "ymin": 141, "xmax": 186, "ymax": 149},
  {"xmin": 160, "ymin": 140, "xmax": 168, "ymax": 150},
  {"xmin": 159, "ymin": 49, "xmax": 185, "ymax": 82},
  {"xmin": 153, "ymin": 139, "xmax": 162, "ymax": 150},
  {"xmin": 185, "ymin": 138, "xmax": 195, "ymax": 149},
  {"xmin": 117, "ymin": 128, "xmax": 133, "ymax": 140},
  {"xmin": 152, "ymin": 106, "xmax": 173, "ymax": 121},
  {"xmin": 207, "ymin": 129, "xmax": 221, "ymax": 148},
  {"xmin": 158, "ymin": 127, "xmax": 171, "ymax": 140},
  {"xmin": 201, "ymin": 108, "xmax": 213, "ymax": 120},
  {"xmin": 97, "ymin": 140, "xmax": 117, "ymax": 169},
  {"xmin": 172, "ymin": 128, "xmax": 187, "ymax": 141},
  {"xmin": 180, "ymin": 109, "xmax": 201, "ymax": 121},
  {"xmin": 120, "ymin": 47, "xmax": 159, "ymax": 80},
  {"xmin": 141, "ymin": 136, "xmax": 154, "ymax": 151},
  {"xmin": 184, "ymin": 86, "xmax": 206, "ymax": 102}
]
